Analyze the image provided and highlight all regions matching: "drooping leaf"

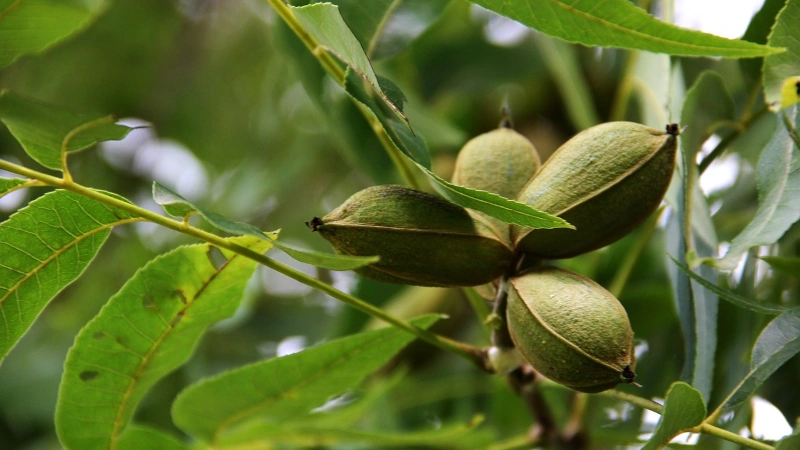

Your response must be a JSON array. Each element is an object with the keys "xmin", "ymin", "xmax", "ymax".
[
  {"xmin": 763, "ymin": 0, "xmax": 800, "ymax": 109},
  {"xmin": 716, "ymin": 107, "xmax": 800, "ymax": 269},
  {"xmin": 642, "ymin": 382, "xmax": 706, "ymax": 450},
  {"xmin": 722, "ymin": 308, "xmax": 800, "ymax": 409},
  {"xmin": 467, "ymin": 0, "xmax": 782, "ymax": 58},
  {"xmin": 0, "ymin": 177, "xmax": 29, "ymax": 197},
  {"xmin": 171, "ymin": 315, "xmax": 442, "ymax": 444},
  {"xmin": 152, "ymin": 182, "xmax": 377, "ymax": 271},
  {"xmin": 363, "ymin": 0, "xmax": 450, "ymax": 60},
  {"xmin": 343, "ymin": 71, "xmax": 573, "ymax": 230},
  {"xmin": 55, "ymin": 236, "xmax": 271, "ymax": 450},
  {"xmin": 117, "ymin": 425, "xmax": 187, "ymax": 450},
  {"xmin": 291, "ymin": 2, "xmax": 406, "ymax": 123},
  {"xmin": 216, "ymin": 416, "xmax": 491, "ymax": 449},
  {"xmin": 0, "ymin": 190, "xmax": 139, "ymax": 364},
  {"xmin": 0, "ymin": 91, "xmax": 132, "ymax": 170},
  {"xmin": 740, "ymin": 0, "xmax": 788, "ymax": 85},
  {"xmin": 681, "ymin": 72, "xmax": 736, "ymax": 159},
  {"xmin": 665, "ymin": 203, "xmax": 717, "ymax": 402},
  {"xmin": 761, "ymin": 256, "xmax": 800, "ymax": 280},
  {"xmin": 0, "ymin": 0, "xmax": 110, "ymax": 67},
  {"xmin": 669, "ymin": 256, "xmax": 791, "ymax": 314}
]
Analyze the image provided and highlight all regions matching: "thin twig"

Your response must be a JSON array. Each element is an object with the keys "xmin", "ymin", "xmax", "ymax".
[{"xmin": 0, "ymin": 158, "xmax": 489, "ymax": 371}]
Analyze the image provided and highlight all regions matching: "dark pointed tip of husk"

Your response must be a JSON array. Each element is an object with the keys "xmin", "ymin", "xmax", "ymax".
[
  {"xmin": 621, "ymin": 365, "xmax": 637, "ymax": 383},
  {"xmin": 666, "ymin": 123, "xmax": 681, "ymax": 136},
  {"xmin": 306, "ymin": 217, "xmax": 324, "ymax": 232}
]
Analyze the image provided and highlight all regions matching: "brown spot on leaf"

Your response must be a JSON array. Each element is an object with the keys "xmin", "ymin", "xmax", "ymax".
[
  {"xmin": 80, "ymin": 371, "xmax": 100, "ymax": 382},
  {"xmin": 92, "ymin": 331, "xmax": 106, "ymax": 340}
]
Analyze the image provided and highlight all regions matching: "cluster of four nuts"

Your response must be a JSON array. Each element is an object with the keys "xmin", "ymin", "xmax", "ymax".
[{"xmin": 310, "ymin": 121, "xmax": 678, "ymax": 392}]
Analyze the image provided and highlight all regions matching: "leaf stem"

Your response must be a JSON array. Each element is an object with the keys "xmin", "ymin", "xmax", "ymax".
[
  {"xmin": 265, "ymin": 0, "xmax": 422, "ymax": 190},
  {"xmin": 0, "ymin": 158, "xmax": 488, "ymax": 370}
]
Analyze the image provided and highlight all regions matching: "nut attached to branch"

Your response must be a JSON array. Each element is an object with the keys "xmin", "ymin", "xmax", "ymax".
[{"xmin": 506, "ymin": 266, "xmax": 636, "ymax": 393}]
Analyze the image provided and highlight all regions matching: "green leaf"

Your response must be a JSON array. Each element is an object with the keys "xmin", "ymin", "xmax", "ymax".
[
  {"xmin": 0, "ymin": 91, "xmax": 132, "ymax": 170},
  {"xmin": 152, "ymin": 182, "xmax": 377, "ymax": 271},
  {"xmin": 217, "ymin": 416, "xmax": 491, "ymax": 449},
  {"xmin": 776, "ymin": 432, "xmax": 800, "ymax": 450},
  {"xmin": 117, "ymin": 425, "xmax": 186, "ymax": 450},
  {"xmin": 55, "ymin": 236, "xmax": 271, "ymax": 450},
  {"xmin": 716, "ymin": 107, "xmax": 800, "ymax": 269},
  {"xmin": 363, "ymin": 0, "xmax": 449, "ymax": 60},
  {"xmin": 764, "ymin": 0, "xmax": 800, "ymax": 109},
  {"xmin": 740, "ymin": 0, "xmax": 787, "ymax": 85},
  {"xmin": 681, "ymin": 71, "xmax": 736, "ymax": 159},
  {"xmin": 0, "ymin": 190, "xmax": 138, "ymax": 364},
  {"xmin": 171, "ymin": 315, "xmax": 441, "ymax": 444},
  {"xmin": 308, "ymin": 0, "xmax": 450, "ymax": 61},
  {"xmin": 642, "ymin": 382, "xmax": 707, "ymax": 450},
  {"xmin": 665, "ymin": 135, "xmax": 718, "ymax": 402},
  {"xmin": 467, "ymin": 0, "xmax": 782, "ymax": 58},
  {"xmin": 343, "ymin": 71, "xmax": 573, "ymax": 230},
  {"xmin": 722, "ymin": 308, "xmax": 800, "ymax": 409},
  {"xmin": 761, "ymin": 256, "xmax": 800, "ymax": 280},
  {"xmin": 669, "ymin": 256, "xmax": 790, "ymax": 314},
  {"xmin": 0, "ymin": 177, "xmax": 29, "ymax": 197},
  {"xmin": 291, "ymin": 2, "xmax": 406, "ymax": 123},
  {"xmin": 0, "ymin": 0, "xmax": 109, "ymax": 67}
]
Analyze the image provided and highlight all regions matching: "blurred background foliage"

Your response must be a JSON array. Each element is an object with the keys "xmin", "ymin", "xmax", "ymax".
[{"xmin": 0, "ymin": 0, "xmax": 798, "ymax": 448}]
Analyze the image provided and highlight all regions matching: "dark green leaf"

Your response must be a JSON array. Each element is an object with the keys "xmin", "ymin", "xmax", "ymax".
[
  {"xmin": 291, "ymin": 3, "xmax": 406, "ymax": 122},
  {"xmin": 117, "ymin": 425, "xmax": 186, "ymax": 450},
  {"xmin": 152, "ymin": 182, "xmax": 378, "ymax": 271},
  {"xmin": 761, "ymin": 256, "xmax": 800, "ymax": 280},
  {"xmin": 763, "ymin": 0, "xmax": 800, "ymax": 109},
  {"xmin": 171, "ymin": 315, "xmax": 442, "ymax": 443},
  {"xmin": 642, "ymin": 382, "xmax": 706, "ymax": 450},
  {"xmin": 669, "ymin": 256, "xmax": 790, "ymax": 314},
  {"xmin": 0, "ymin": 0, "xmax": 110, "ymax": 67},
  {"xmin": 0, "ymin": 190, "xmax": 138, "ymax": 364},
  {"xmin": 55, "ymin": 236, "xmax": 271, "ymax": 450},
  {"xmin": 344, "ymin": 71, "xmax": 572, "ymax": 230},
  {"xmin": 681, "ymin": 71, "xmax": 736, "ymax": 158},
  {"xmin": 716, "ymin": 107, "xmax": 800, "ymax": 269},
  {"xmin": 300, "ymin": 1, "xmax": 449, "ymax": 61},
  {"xmin": 722, "ymin": 308, "xmax": 800, "ymax": 409},
  {"xmin": 740, "ymin": 0, "xmax": 787, "ymax": 84},
  {"xmin": 0, "ymin": 91, "xmax": 132, "ymax": 170},
  {"xmin": 467, "ymin": 0, "xmax": 782, "ymax": 58},
  {"xmin": 776, "ymin": 432, "xmax": 800, "ymax": 450}
]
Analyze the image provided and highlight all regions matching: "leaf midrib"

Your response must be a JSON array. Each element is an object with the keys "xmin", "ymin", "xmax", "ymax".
[
  {"xmin": 537, "ymin": 0, "xmax": 778, "ymax": 54},
  {"xmin": 107, "ymin": 245, "xmax": 253, "ymax": 449}
]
